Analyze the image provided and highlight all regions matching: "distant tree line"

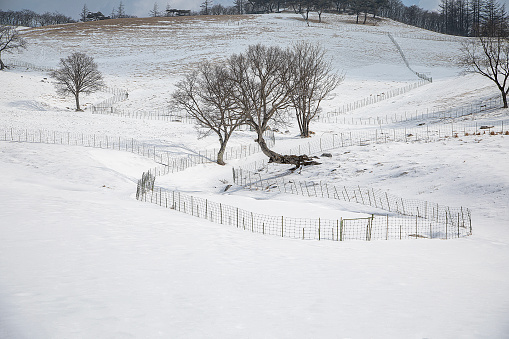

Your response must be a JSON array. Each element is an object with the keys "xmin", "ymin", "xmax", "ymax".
[
  {"xmin": 80, "ymin": 2, "xmax": 137, "ymax": 22},
  {"xmin": 190, "ymin": 0, "xmax": 509, "ymax": 36},
  {"xmin": 0, "ymin": 9, "xmax": 75, "ymax": 27}
]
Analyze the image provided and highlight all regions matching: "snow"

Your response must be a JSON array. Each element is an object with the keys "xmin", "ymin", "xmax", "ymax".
[{"xmin": 1, "ymin": 12, "xmax": 509, "ymax": 338}]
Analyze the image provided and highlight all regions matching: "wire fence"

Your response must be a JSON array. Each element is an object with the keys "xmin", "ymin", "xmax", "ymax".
[
  {"xmin": 320, "ymin": 79, "xmax": 430, "ymax": 119},
  {"xmin": 0, "ymin": 127, "xmax": 275, "ymax": 172},
  {"xmin": 4, "ymin": 58, "xmax": 55, "ymax": 72},
  {"xmin": 239, "ymin": 119, "xmax": 508, "ymax": 172},
  {"xmin": 91, "ymin": 105, "xmax": 197, "ymax": 123},
  {"xmin": 322, "ymin": 95, "xmax": 502, "ymax": 125},
  {"xmin": 136, "ymin": 181, "xmax": 471, "ymax": 241},
  {"xmin": 232, "ymin": 167, "xmax": 471, "ymax": 236},
  {"xmin": 388, "ymin": 32, "xmax": 433, "ymax": 82}
]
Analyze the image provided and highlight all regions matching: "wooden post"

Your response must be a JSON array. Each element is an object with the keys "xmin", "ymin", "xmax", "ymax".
[
  {"xmin": 446, "ymin": 212, "xmax": 448, "ymax": 239},
  {"xmin": 386, "ymin": 215, "xmax": 389, "ymax": 240},
  {"xmin": 281, "ymin": 216, "xmax": 284, "ymax": 237},
  {"xmin": 457, "ymin": 213, "xmax": 460, "ymax": 238},
  {"xmin": 340, "ymin": 218, "xmax": 343, "ymax": 241},
  {"xmin": 318, "ymin": 218, "xmax": 321, "ymax": 241},
  {"xmin": 415, "ymin": 216, "xmax": 418, "ymax": 239}
]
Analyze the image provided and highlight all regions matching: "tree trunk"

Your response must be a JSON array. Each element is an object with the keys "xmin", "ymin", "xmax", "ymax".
[
  {"xmin": 300, "ymin": 121, "xmax": 310, "ymax": 138},
  {"xmin": 75, "ymin": 92, "xmax": 81, "ymax": 111},
  {"xmin": 503, "ymin": 91, "xmax": 508, "ymax": 108},
  {"xmin": 256, "ymin": 130, "xmax": 283, "ymax": 162},
  {"xmin": 217, "ymin": 141, "xmax": 227, "ymax": 165},
  {"xmin": 0, "ymin": 57, "xmax": 5, "ymax": 70},
  {"xmin": 255, "ymin": 129, "xmax": 320, "ymax": 167}
]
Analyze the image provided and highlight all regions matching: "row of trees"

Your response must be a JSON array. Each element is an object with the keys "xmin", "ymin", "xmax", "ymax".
[
  {"xmin": 0, "ymin": 9, "xmax": 74, "ymax": 27},
  {"xmin": 172, "ymin": 43, "xmax": 342, "ymax": 165},
  {"xmin": 194, "ymin": 0, "xmax": 508, "ymax": 36},
  {"xmin": 80, "ymin": 2, "xmax": 136, "ymax": 22}
]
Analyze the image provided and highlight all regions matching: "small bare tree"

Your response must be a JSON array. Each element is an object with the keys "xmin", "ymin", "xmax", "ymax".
[
  {"xmin": 288, "ymin": 42, "xmax": 342, "ymax": 137},
  {"xmin": 80, "ymin": 4, "xmax": 89, "ymax": 22},
  {"xmin": 149, "ymin": 3, "xmax": 160, "ymax": 17},
  {"xmin": 460, "ymin": 36, "xmax": 509, "ymax": 108},
  {"xmin": 51, "ymin": 52, "xmax": 105, "ymax": 111},
  {"xmin": 172, "ymin": 61, "xmax": 244, "ymax": 165},
  {"xmin": 0, "ymin": 25, "xmax": 27, "ymax": 70},
  {"xmin": 201, "ymin": 0, "xmax": 213, "ymax": 15}
]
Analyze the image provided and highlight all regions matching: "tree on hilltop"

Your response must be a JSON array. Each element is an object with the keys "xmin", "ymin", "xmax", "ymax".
[
  {"xmin": 150, "ymin": 3, "xmax": 161, "ymax": 17},
  {"xmin": 201, "ymin": 0, "xmax": 213, "ymax": 15},
  {"xmin": 80, "ymin": 4, "xmax": 89, "ymax": 22},
  {"xmin": 51, "ymin": 52, "xmax": 105, "ymax": 111}
]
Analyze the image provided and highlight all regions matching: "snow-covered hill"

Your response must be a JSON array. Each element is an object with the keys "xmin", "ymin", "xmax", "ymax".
[{"xmin": 1, "ymin": 12, "xmax": 508, "ymax": 338}]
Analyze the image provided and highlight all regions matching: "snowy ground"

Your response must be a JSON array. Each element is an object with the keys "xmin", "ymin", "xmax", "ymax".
[{"xmin": 1, "ymin": 12, "xmax": 509, "ymax": 338}]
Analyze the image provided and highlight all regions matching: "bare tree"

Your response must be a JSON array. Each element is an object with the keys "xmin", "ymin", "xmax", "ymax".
[
  {"xmin": 228, "ymin": 44, "xmax": 296, "ymax": 163},
  {"xmin": 51, "ymin": 52, "xmax": 105, "ymax": 111},
  {"xmin": 460, "ymin": 36, "xmax": 509, "ymax": 107},
  {"xmin": 80, "ymin": 4, "xmax": 89, "ymax": 22},
  {"xmin": 172, "ymin": 61, "xmax": 245, "ymax": 165},
  {"xmin": 150, "ymin": 3, "xmax": 160, "ymax": 17},
  {"xmin": 0, "ymin": 25, "xmax": 27, "ymax": 70},
  {"xmin": 116, "ymin": 1, "xmax": 126, "ymax": 18},
  {"xmin": 288, "ymin": 42, "xmax": 342, "ymax": 137},
  {"xmin": 201, "ymin": 0, "xmax": 213, "ymax": 15}
]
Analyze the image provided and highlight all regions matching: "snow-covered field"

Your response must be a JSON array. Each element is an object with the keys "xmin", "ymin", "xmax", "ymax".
[{"xmin": 1, "ymin": 12, "xmax": 509, "ymax": 338}]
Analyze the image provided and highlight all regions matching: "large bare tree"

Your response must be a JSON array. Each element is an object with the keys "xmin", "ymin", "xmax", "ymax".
[
  {"xmin": 227, "ymin": 44, "xmax": 295, "ymax": 163},
  {"xmin": 0, "ymin": 25, "xmax": 27, "ymax": 70},
  {"xmin": 172, "ymin": 61, "xmax": 245, "ymax": 165},
  {"xmin": 461, "ymin": 36, "xmax": 509, "ymax": 108},
  {"xmin": 288, "ymin": 42, "xmax": 342, "ymax": 137},
  {"xmin": 51, "ymin": 52, "xmax": 105, "ymax": 111}
]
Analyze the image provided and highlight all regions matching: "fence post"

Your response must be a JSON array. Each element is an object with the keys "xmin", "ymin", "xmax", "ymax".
[
  {"xmin": 340, "ymin": 218, "xmax": 343, "ymax": 241},
  {"xmin": 281, "ymin": 216, "xmax": 284, "ymax": 237},
  {"xmin": 386, "ymin": 215, "xmax": 389, "ymax": 240}
]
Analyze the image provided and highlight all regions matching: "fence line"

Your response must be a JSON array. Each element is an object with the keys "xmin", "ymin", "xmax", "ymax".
[
  {"xmin": 387, "ymin": 32, "xmax": 433, "ymax": 82},
  {"xmin": 0, "ymin": 127, "xmax": 274, "ymax": 172},
  {"xmin": 4, "ymin": 58, "xmax": 55, "ymax": 72},
  {"xmin": 232, "ymin": 167, "xmax": 470, "ymax": 233},
  {"xmin": 136, "ymin": 177, "xmax": 471, "ymax": 241},
  {"xmin": 238, "ymin": 119, "xmax": 508, "ymax": 172},
  {"xmin": 321, "ymin": 79, "xmax": 430, "ymax": 119},
  {"xmin": 322, "ymin": 95, "xmax": 502, "ymax": 125}
]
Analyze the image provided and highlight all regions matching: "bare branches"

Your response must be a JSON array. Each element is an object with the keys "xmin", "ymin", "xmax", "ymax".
[
  {"xmin": 228, "ymin": 44, "xmax": 295, "ymax": 161},
  {"xmin": 0, "ymin": 25, "xmax": 27, "ymax": 70},
  {"xmin": 173, "ymin": 43, "xmax": 340, "ymax": 167},
  {"xmin": 172, "ymin": 61, "xmax": 245, "ymax": 165},
  {"xmin": 460, "ymin": 36, "xmax": 509, "ymax": 107},
  {"xmin": 288, "ymin": 42, "xmax": 343, "ymax": 137},
  {"xmin": 51, "ymin": 52, "xmax": 105, "ymax": 111}
]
